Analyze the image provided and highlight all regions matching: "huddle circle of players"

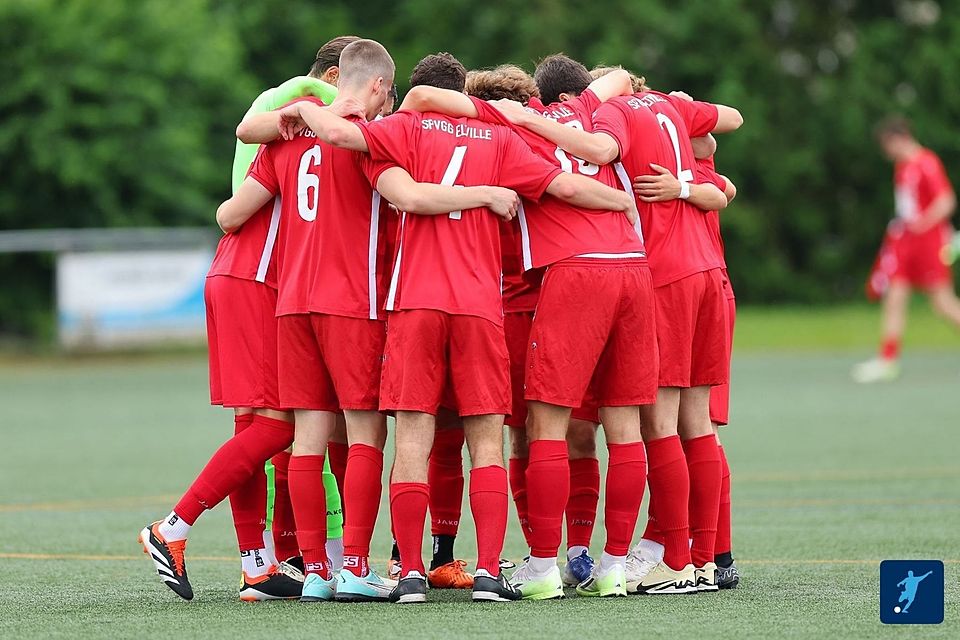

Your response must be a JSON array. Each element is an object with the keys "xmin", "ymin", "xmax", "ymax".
[{"xmin": 139, "ymin": 35, "xmax": 744, "ymax": 604}]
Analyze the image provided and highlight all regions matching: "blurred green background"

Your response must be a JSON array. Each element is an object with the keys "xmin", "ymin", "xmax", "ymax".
[{"xmin": 2, "ymin": 0, "xmax": 959, "ymax": 340}]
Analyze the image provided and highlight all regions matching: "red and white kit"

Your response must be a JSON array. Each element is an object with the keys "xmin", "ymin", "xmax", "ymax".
[
  {"xmin": 594, "ymin": 91, "xmax": 728, "ymax": 388},
  {"xmin": 359, "ymin": 109, "xmax": 562, "ymax": 416},
  {"xmin": 248, "ymin": 99, "xmax": 395, "ymax": 412}
]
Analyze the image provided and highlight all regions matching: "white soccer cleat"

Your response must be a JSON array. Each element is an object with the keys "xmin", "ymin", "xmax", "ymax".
[
  {"xmin": 851, "ymin": 358, "xmax": 900, "ymax": 384},
  {"xmin": 625, "ymin": 545, "xmax": 661, "ymax": 593}
]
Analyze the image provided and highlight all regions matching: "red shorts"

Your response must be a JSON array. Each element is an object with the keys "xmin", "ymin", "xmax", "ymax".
[
  {"xmin": 205, "ymin": 275, "xmax": 280, "ymax": 409},
  {"xmin": 656, "ymin": 268, "xmax": 728, "ymax": 388},
  {"xmin": 891, "ymin": 226, "xmax": 953, "ymax": 289},
  {"xmin": 277, "ymin": 313, "xmax": 386, "ymax": 411},
  {"xmin": 380, "ymin": 310, "xmax": 510, "ymax": 416},
  {"xmin": 526, "ymin": 258, "xmax": 658, "ymax": 408},
  {"xmin": 709, "ymin": 275, "xmax": 736, "ymax": 425}
]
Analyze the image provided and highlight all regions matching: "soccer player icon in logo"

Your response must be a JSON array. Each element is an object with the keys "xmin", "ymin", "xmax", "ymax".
[{"xmin": 896, "ymin": 570, "xmax": 933, "ymax": 613}]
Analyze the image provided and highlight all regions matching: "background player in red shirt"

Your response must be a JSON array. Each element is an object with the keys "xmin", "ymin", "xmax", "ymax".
[
  {"xmin": 853, "ymin": 116, "xmax": 960, "ymax": 383},
  {"xmin": 277, "ymin": 89, "xmax": 637, "ymax": 603}
]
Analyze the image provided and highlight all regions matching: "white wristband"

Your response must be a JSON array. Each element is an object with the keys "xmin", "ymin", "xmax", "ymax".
[{"xmin": 679, "ymin": 181, "xmax": 691, "ymax": 200}]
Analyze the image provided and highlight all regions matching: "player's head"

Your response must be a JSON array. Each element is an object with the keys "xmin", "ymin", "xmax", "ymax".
[
  {"xmin": 534, "ymin": 53, "xmax": 592, "ymax": 104},
  {"xmin": 907, "ymin": 570, "xmax": 915, "ymax": 577},
  {"xmin": 590, "ymin": 65, "xmax": 647, "ymax": 93},
  {"xmin": 380, "ymin": 84, "xmax": 398, "ymax": 117},
  {"xmin": 875, "ymin": 115, "xmax": 917, "ymax": 162},
  {"xmin": 410, "ymin": 52, "xmax": 468, "ymax": 92},
  {"xmin": 691, "ymin": 134, "xmax": 717, "ymax": 160},
  {"xmin": 337, "ymin": 39, "xmax": 396, "ymax": 120},
  {"xmin": 309, "ymin": 35, "xmax": 362, "ymax": 85},
  {"xmin": 465, "ymin": 65, "xmax": 540, "ymax": 104}
]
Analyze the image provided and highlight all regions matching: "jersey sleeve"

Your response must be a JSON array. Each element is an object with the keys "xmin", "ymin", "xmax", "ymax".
[
  {"xmin": 498, "ymin": 128, "xmax": 564, "ymax": 201},
  {"xmin": 571, "ymin": 89, "xmax": 601, "ymax": 115},
  {"xmin": 592, "ymin": 101, "xmax": 631, "ymax": 158},
  {"xmin": 247, "ymin": 143, "xmax": 280, "ymax": 195},
  {"xmin": 358, "ymin": 111, "xmax": 420, "ymax": 168},
  {"xmin": 667, "ymin": 95, "xmax": 719, "ymax": 138},
  {"xmin": 470, "ymin": 97, "xmax": 513, "ymax": 127},
  {"xmin": 695, "ymin": 159, "xmax": 727, "ymax": 191},
  {"xmin": 360, "ymin": 155, "xmax": 398, "ymax": 189}
]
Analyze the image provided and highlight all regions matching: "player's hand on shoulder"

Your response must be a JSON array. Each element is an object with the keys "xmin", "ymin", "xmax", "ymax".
[
  {"xmin": 669, "ymin": 90, "xmax": 694, "ymax": 102},
  {"xmin": 329, "ymin": 96, "xmax": 366, "ymax": 120},
  {"xmin": 490, "ymin": 99, "xmax": 529, "ymax": 124},
  {"xmin": 633, "ymin": 163, "xmax": 681, "ymax": 202},
  {"xmin": 278, "ymin": 103, "xmax": 307, "ymax": 140},
  {"xmin": 485, "ymin": 186, "xmax": 521, "ymax": 220}
]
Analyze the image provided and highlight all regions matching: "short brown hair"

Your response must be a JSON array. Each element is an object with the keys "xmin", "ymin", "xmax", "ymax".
[
  {"xmin": 590, "ymin": 65, "xmax": 647, "ymax": 93},
  {"xmin": 409, "ymin": 52, "xmax": 467, "ymax": 91},
  {"xmin": 465, "ymin": 65, "xmax": 540, "ymax": 103},
  {"xmin": 875, "ymin": 115, "xmax": 912, "ymax": 140},
  {"xmin": 309, "ymin": 35, "xmax": 361, "ymax": 78},
  {"xmin": 337, "ymin": 39, "xmax": 395, "ymax": 88},
  {"xmin": 534, "ymin": 54, "xmax": 593, "ymax": 105}
]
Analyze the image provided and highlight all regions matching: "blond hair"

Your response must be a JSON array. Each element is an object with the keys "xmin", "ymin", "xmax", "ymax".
[
  {"xmin": 465, "ymin": 64, "xmax": 540, "ymax": 103},
  {"xmin": 590, "ymin": 65, "xmax": 647, "ymax": 93},
  {"xmin": 338, "ymin": 39, "xmax": 395, "ymax": 88}
]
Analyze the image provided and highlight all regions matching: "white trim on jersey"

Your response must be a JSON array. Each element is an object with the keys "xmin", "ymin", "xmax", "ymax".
[
  {"xmin": 386, "ymin": 211, "xmax": 406, "ymax": 312},
  {"xmin": 576, "ymin": 252, "xmax": 646, "ymax": 259},
  {"xmin": 614, "ymin": 161, "xmax": 645, "ymax": 244},
  {"xmin": 255, "ymin": 196, "xmax": 282, "ymax": 283},
  {"xmin": 517, "ymin": 201, "xmax": 533, "ymax": 271},
  {"xmin": 368, "ymin": 191, "xmax": 382, "ymax": 320}
]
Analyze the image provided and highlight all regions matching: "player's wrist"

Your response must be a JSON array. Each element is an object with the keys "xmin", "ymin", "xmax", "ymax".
[{"xmin": 679, "ymin": 181, "xmax": 691, "ymax": 200}]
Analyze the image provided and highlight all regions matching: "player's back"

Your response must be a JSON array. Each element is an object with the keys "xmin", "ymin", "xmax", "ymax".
[
  {"xmin": 472, "ymin": 96, "xmax": 644, "ymax": 270},
  {"xmin": 207, "ymin": 197, "xmax": 280, "ymax": 288},
  {"xmin": 595, "ymin": 92, "xmax": 722, "ymax": 287}
]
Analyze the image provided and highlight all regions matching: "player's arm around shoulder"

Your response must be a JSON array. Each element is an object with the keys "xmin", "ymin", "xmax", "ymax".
[
  {"xmin": 374, "ymin": 167, "xmax": 519, "ymax": 220},
  {"xmin": 216, "ymin": 177, "xmax": 273, "ymax": 233},
  {"xmin": 399, "ymin": 86, "xmax": 479, "ymax": 118},
  {"xmin": 495, "ymin": 99, "xmax": 619, "ymax": 166}
]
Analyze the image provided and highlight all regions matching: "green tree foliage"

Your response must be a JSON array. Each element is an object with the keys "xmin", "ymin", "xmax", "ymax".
[{"xmin": 2, "ymin": 0, "xmax": 959, "ymax": 337}]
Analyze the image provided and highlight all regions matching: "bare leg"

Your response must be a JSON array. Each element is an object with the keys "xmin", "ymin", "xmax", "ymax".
[{"xmin": 928, "ymin": 283, "xmax": 960, "ymax": 328}]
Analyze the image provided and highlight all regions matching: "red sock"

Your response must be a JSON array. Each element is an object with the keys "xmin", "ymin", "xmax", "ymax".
[
  {"xmin": 508, "ymin": 457, "xmax": 534, "ymax": 548},
  {"xmin": 390, "ymin": 482, "xmax": 429, "ymax": 576},
  {"xmin": 604, "ymin": 443, "xmax": 646, "ymax": 556},
  {"xmin": 271, "ymin": 450, "xmax": 299, "ymax": 561},
  {"xmin": 645, "ymin": 435, "xmax": 690, "ymax": 570},
  {"xmin": 526, "ymin": 439, "xmax": 569, "ymax": 558},
  {"xmin": 715, "ymin": 444, "xmax": 732, "ymax": 557},
  {"xmin": 342, "ymin": 444, "xmax": 384, "ymax": 577},
  {"xmin": 288, "ymin": 454, "xmax": 329, "ymax": 578},
  {"xmin": 641, "ymin": 489, "xmax": 665, "ymax": 546},
  {"xmin": 227, "ymin": 414, "xmax": 267, "ymax": 552},
  {"xmin": 428, "ymin": 428, "xmax": 465, "ymax": 536},
  {"xmin": 565, "ymin": 457, "xmax": 600, "ymax": 550},
  {"xmin": 683, "ymin": 434, "xmax": 722, "ymax": 567},
  {"xmin": 469, "ymin": 465, "xmax": 508, "ymax": 575},
  {"xmin": 881, "ymin": 337, "xmax": 900, "ymax": 361},
  {"xmin": 327, "ymin": 441, "xmax": 348, "ymax": 517},
  {"xmin": 174, "ymin": 415, "xmax": 294, "ymax": 525}
]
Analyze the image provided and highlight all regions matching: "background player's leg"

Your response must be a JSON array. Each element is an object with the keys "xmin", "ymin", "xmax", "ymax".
[
  {"xmin": 390, "ymin": 411, "xmax": 436, "ymax": 581},
  {"xmin": 508, "ymin": 427, "xmax": 533, "ymax": 551},
  {"xmin": 854, "ymin": 281, "xmax": 910, "ymax": 382},
  {"xmin": 427, "ymin": 419, "xmax": 470, "ymax": 588},
  {"xmin": 463, "ymin": 413, "xmax": 509, "ymax": 578},
  {"xmin": 927, "ymin": 283, "xmax": 960, "ymax": 327}
]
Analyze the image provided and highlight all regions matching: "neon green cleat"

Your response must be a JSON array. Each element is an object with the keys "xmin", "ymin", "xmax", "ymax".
[
  {"xmin": 510, "ymin": 563, "xmax": 564, "ymax": 600},
  {"xmin": 576, "ymin": 565, "xmax": 627, "ymax": 597}
]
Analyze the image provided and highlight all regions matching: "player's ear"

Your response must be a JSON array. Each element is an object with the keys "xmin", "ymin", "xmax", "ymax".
[
  {"xmin": 325, "ymin": 67, "xmax": 340, "ymax": 86},
  {"xmin": 558, "ymin": 91, "xmax": 572, "ymax": 102}
]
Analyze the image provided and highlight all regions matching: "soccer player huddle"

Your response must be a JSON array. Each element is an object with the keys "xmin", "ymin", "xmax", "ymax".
[{"xmin": 139, "ymin": 34, "xmax": 744, "ymax": 604}]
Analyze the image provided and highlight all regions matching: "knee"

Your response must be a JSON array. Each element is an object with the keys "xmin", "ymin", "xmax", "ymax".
[{"xmin": 566, "ymin": 423, "xmax": 597, "ymax": 458}]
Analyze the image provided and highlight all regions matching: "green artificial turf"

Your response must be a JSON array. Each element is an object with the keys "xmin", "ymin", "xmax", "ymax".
[{"xmin": 1, "ymin": 314, "xmax": 958, "ymax": 638}]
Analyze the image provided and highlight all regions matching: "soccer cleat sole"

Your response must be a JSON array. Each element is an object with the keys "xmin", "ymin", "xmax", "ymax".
[
  {"xmin": 718, "ymin": 575, "xmax": 740, "ymax": 590},
  {"xmin": 239, "ymin": 588, "xmax": 300, "ymax": 602},
  {"xmin": 633, "ymin": 583, "xmax": 698, "ymax": 595},
  {"xmin": 299, "ymin": 595, "xmax": 333, "ymax": 603},
  {"xmin": 521, "ymin": 589, "xmax": 564, "ymax": 601},
  {"xmin": 472, "ymin": 590, "xmax": 519, "ymax": 602},
  {"xmin": 395, "ymin": 593, "xmax": 427, "ymax": 604},
  {"xmin": 138, "ymin": 526, "xmax": 193, "ymax": 601},
  {"xmin": 334, "ymin": 592, "xmax": 390, "ymax": 603}
]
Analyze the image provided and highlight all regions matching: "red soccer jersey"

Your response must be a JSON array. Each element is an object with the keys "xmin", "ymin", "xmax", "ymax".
[
  {"xmin": 593, "ymin": 91, "xmax": 723, "ymax": 287},
  {"xmin": 249, "ymin": 98, "xmax": 394, "ymax": 318},
  {"xmin": 207, "ymin": 194, "xmax": 281, "ymax": 289},
  {"xmin": 358, "ymin": 110, "xmax": 562, "ymax": 325},
  {"xmin": 895, "ymin": 147, "xmax": 954, "ymax": 234},
  {"xmin": 471, "ymin": 92, "xmax": 646, "ymax": 271},
  {"xmin": 696, "ymin": 156, "xmax": 729, "ymax": 270},
  {"xmin": 501, "ymin": 218, "xmax": 540, "ymax": 313}
]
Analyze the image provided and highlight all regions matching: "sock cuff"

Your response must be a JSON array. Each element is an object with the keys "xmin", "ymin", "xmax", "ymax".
[
  {"xmin": 289, "ymin": 454, "xmax": 326, "ymax": 472},
  {"xmin": 390, "ymin": 482, "xmax": 429, "ymax": 502},
  {"xmin": 645, "ymin": 434, "xmax": 684, "ymax": 466},
  {"xmin": 253, "ymin": 414, "xmax": 295, "ymax": 434},
  {"xmin": 272, "ymin": 450, "xmax": 291, "ymax": 469},
  {"xmin": 682, "ymin": 434, "xmax": 720, "ymax": 461},
  {"xmin": 607, "ymin": 441, "xmax": 646, "ymax": 464},
  {"xmin": 469, "ymin": 465, "xmax": 507, "ymax": 494},
  {"xmin": 234, "ymin": 413, "xmax": 255, "ymax": 433},
  {"xmin": 347, "ymin": 443, "xmax": 384, "ymax": 465},
  {"xmin": 529, "ymin": 438, "xmax": 568, "ymax": 460},
  {"xmin": 568, "ymin": 457, "xmax": 600, "ymax": 474}
]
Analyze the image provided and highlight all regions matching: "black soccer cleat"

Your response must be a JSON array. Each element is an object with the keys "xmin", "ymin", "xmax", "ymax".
[
  {"xmin": 139, "ymin": 521, "xmax": 193, "ymax": 601},
  {"xmin": 389, "ymin": 571, "xmax": 428, "ymax": 604},
  {"xmin": 472, "ymin": 569, "xmax": 522, "ymax": 602},
  {"xmin": 716, "ymin": 559, "xmax": 740, "ymax": 589},
  {"xmin": 240, "ymin": 566, "xmax": 304, "ymax": 601}
]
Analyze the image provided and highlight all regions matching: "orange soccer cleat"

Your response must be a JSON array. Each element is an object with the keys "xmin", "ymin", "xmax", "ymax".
[{"xmin": 427, "ymin": 560, "xmax": 474, "ymax": 589}]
